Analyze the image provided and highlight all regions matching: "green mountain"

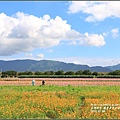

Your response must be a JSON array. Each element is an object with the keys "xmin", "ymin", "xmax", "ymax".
[
  {"xmin": 107, "ymin": 64, "xmax": 120, "ymax": 71},
  {"xmin": 0, "ymin": 59, "xmax": 112, "ymax": 72}
]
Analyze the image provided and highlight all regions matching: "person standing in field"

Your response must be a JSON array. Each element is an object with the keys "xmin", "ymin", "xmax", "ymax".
[
  {"xmin": 32, "ymin": 79, "xmax": 35, "ymax": 86},
  {"xmin": 42, "ymin": 80, "xmax": 45, "ymax": 85}
]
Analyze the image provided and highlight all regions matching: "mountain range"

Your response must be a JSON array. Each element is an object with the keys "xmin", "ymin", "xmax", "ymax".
[{"xmin": 0, "ymin": 59, "xmax": 119, "ymax": 72}]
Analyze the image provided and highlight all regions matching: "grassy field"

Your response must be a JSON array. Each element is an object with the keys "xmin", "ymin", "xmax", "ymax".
[{"xmin": 0, "ymin": 85, "xmax": 120, "ymax": 119}]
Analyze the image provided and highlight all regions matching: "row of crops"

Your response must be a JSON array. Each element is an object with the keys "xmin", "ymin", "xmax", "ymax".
[{"xmin": 18, "ymin": 75, "xmax": 120, "ymax": 78}]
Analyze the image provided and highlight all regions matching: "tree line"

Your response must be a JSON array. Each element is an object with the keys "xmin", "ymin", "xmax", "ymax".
[{"xmin": 1, "ymin": 70, "xmax": 120, "ymax": 78}]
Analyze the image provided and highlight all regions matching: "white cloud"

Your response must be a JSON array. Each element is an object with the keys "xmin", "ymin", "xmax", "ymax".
[
  {"xmin": 102, "ymin": 32, "xmax": 108, "ymax": 37},
  {"xmin": 36, "ymin": 53, "xmax": 44, "ymax": 59},
  {"xmin": 68, "ymin": 1, "xmax": 120, "ymax": 22},
  {"xmin": 80, "ymin": 32, "xmax": 105, "ymax": 47},
  {"xmin": 47, "ymin": 49, "xmax": 54, "ymax": 53},
  {"xmin": 25, "ymin": 52, "xmax": 44, "ymax": 59},
  {"xmin": 52, "ymin": 57, "xmax": 120, "ymax": 67},
  {"xmin": 25, "ymin": 53, "xmax": 33, "ymax": 57},
  {"xmin": 111, "ymin": 28, "xmax": 119, "ymax": 38},
  {"xmin": 0, "ymin": 12, "xmax": 105, "ymax": 56},
  {"xmin": 68, "ymin": 41, "xmax": 77, "ymax": 45}
]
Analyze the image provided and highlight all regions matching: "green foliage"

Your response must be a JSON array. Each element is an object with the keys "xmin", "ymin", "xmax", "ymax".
[
  {"xmin": 45, "ymin": 109, "xmax": 60, "ymax": 118},
  {"xmin": 108, "ymin": 70, "xmax": 120, "ymax": 75},
  {"xmin": 65, "ymin": 71, "xmax": 75, "ymax": 75},
  {"xmin": 2, "ymin": 71, "xmax": 17, "ymax": 78},
  {"xmin": 3, "ymin": 69, "xmax": 120, "ymax": 78},
  {"xmin": 83, "ymin": 70, "xmax": 91, "ymax": 75},
  {"xmin": 97, "ymin": 75, "xmax": 120, "ymax": 78},
  {"xmin": 18, "ymin": 75, "xmax": 95, "ymax": 78},
  {"xmin": 80, "ymin": 96, "xmax": 85, "ymax": 102},
  {"xmin": 34, "ymin": 71, "xmax": 43, "ymax": 75},
  {"xmin": 55, "ymin": 70, "xmax": 64, "ymax": 75},
  {"xmin": 62, "ymin": 106, "xmax": 75, "ymax": 113},
  {"xmin": 75, "ymin": 70, "xmax": 83, "ymax": 75},
  {"xmin": 43, "ymin": 71, "xmax": 54, "ymax": 75},
  {"xmin": 0, "ymin": 85, "xmax": 119, "ymax": 93},
  {"xmin": 92, "ymin": 72, "xmax": 99, "ymax": 76},
  {"xmin": 18, "ymin": 71, "xmax": 33, "ymax": 76}
]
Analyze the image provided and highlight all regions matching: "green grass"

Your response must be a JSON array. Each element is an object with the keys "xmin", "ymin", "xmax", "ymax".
[{"xmin": 0, "ymin": 85, "xmax": 120, "ymax": 92}]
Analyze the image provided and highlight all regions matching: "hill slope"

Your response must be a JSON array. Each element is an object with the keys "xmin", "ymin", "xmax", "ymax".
[
  {"xmin": 0, "ymin": 59, "xmax": 112, "ymax": 72},
  {"xmin": 107, "ymin": 64, "xmax": 120, "ymax": 71}
]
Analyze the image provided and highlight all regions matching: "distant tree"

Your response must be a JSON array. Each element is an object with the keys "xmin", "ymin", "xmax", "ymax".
[
  {"xmin": 55, "ymin": 70, "xmax": 64, "ymax": 75},
  {"xmin": 34, "ymin": 71, "xmax": 43, "ymax": 75},
  {"xmin": 65, "ymin": 71, "xmax": 75, "ymax": 75},
  {"xmin": 108, "ymin": 70, "xmax": 120, "ymax": 75},
  {"xmin": 18, "ymin": 72, "xmax": 25, "ymax": 76},
  {"xmin": 75, "ymin": 70, "xmax": 83, "ymax": 75},
  {"xmin": 2, "ymin": 71, "xmax": 17, "ymax": 77},
  {"xmin": 49, "ymin": 71, "xmax": 55, "ymax": 75},
  {"xmin": 25, "ymin": 71, "xmax": 33, "ymax": 75},
  {"xmin": 108, "ymin": 72, "xmax": 112, "ymax": 75},
  {"xmin": 18, "ymin": 71, "xmax": 33, "ymax": 75},
  {"xmin": 99, "ymin": 72, "xmax": 105, "ymax": 75},
  {"xmin": 83, "ymin": 70, "xmax": 91, "ymax": 75},
  {"xmin": 1, "ymin": 71, "xmax": 8, "ymax": 78},
  {"xmin": 92, "ymin": 72, "xmax": 99, "ymax": 76},
  {"xmin": 43, "ymin": 71, "xmax": 54, "ymax": 75},
  {"xmin": 114, "ymin": 70, "xmax": 120, "ymax": 75}
]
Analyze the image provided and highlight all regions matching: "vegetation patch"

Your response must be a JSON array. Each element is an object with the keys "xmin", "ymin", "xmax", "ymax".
[{"xmin": 0, "ymin": 85, "xmax": 119, "ymax": 119}]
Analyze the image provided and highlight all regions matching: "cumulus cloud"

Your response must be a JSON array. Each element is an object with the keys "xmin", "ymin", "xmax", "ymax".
[
  {"xmin": 111, "ymin": 28, "xmax": 119, "ymax": 38},
  {"xmin": 68, "ymin": 1, "xmax": 120, "ymax": 22},
  {"xmin": 0, "ymin": 12, "xmax": 105, "ymax": 56},
  {"xmin": 80, "ymin": 33, "xmax": 105, "ymax": 47}
]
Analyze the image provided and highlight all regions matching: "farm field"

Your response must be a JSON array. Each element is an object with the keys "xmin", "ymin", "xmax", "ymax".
[
  {"xmin": 0, "ymin": 78, "xmax": 120, "ymax": 86},
  {"xmin": 0, "ymin": 85, "xmax": 119, "ymax": 119}
]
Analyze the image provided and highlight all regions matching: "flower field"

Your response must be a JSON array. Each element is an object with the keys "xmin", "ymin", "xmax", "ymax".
[{"xmin": 0, "ymin": 85, "xmax": 119, "ymax": 119}]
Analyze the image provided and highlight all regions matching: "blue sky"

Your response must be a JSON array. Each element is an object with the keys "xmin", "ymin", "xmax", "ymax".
[{"xmin": 0, "ymin": 1, "xmax": 120, "ymax": 66}]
